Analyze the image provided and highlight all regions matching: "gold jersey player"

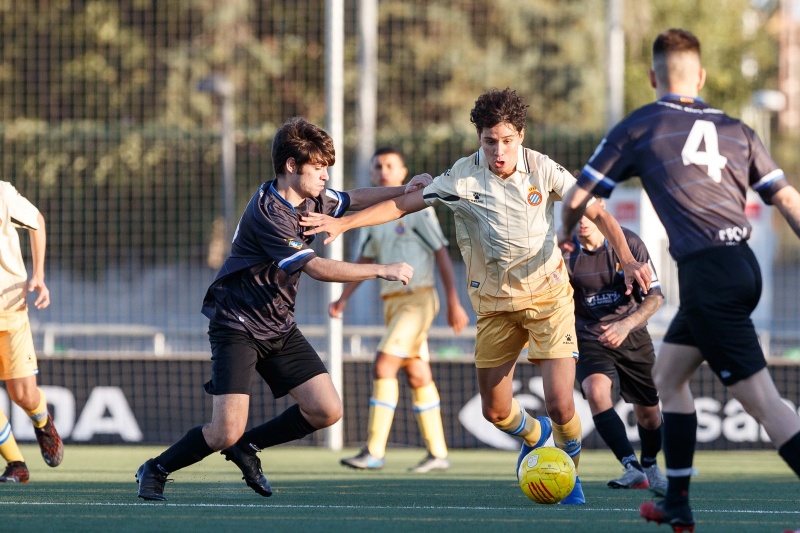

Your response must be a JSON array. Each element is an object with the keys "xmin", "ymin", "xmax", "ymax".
[
  {"xmin": 0, "ymin": 181, "xmax": 63, "ymax": 484},
  {"xmin": 333, "ymin": 147, "xmax": 469, "ymax": 473},
  {"xmin": 302, "ymin": 88, "xmax": 653, "ymax": 505},
  {"xmin": 562, "ymin": 29, "xmax": 800, "ymax": 532}
]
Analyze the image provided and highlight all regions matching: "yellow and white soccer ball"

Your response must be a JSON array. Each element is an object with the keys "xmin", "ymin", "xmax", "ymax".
[{"xmin": 517, "ymin": 446, "xmax": 576, "ymax": 504}]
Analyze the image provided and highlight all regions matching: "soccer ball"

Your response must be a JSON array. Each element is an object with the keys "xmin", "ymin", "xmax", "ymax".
[{"xmin": 517, "ymin": 446, "xmax": 576, "ymax": 504}]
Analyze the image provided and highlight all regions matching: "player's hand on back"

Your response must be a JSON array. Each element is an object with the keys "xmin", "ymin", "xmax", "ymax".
[
  {"xmin": 380, "ymin": 262, "xmax": 413, "ymax": 285},
  {"xmin": 405, "ymin": 173, "xmax": 433, "ymax": 194}
]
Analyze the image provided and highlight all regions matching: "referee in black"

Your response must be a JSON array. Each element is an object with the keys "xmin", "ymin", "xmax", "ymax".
[
  {"xmin": 561, "ymin": 28, "xmax": 800, "ymax": 532},
  {"xmin": 135, "ymin": 117, "xmax": 422, "ymax": 501}
]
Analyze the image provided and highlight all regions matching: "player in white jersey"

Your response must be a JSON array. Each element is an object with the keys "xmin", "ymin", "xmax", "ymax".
[
  {"xmin": 334, "ymin": 148, "xmax": 469, "ymax": 473},
  {"xmin": 301, "ymin": 88, "xmax": 652, "ymax": 505},
  {"xmin": 0, "ymin": 182, "xmax": 63, "ymax": 484}
]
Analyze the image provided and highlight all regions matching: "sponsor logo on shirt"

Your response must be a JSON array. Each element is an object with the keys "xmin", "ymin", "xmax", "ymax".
[
  {"xmin": 470, "ymin": 280, "xmax": 480, "ymax": 288},
  {"xmin": 563, "ymin": 333, "xmax": 574, "ymax": 345},
  {"xmin": 526, "ymin": 187, "xmax": 542, "ymax": 207},
  {"xmin": 395, "ymin": 222, "xmax": 406, "ymax": 235},
  {"xmin": 471, "ymin": 192, "xmax": 481, "ymax": 203},
  {"xmin": 287, "ymin": 239, "xmax": 303, "ymax": 249},
  {"xmin": 718, "ymin": 225, "xmax": 749, "ymax": 243},
  {"xmin": 585, "ymin": 291, "xmax": 621, "ymax": 308}
]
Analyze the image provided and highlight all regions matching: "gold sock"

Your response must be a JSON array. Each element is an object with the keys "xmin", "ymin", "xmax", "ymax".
[
  {"xmin": 412, "ymin": 382, "xmax": 447, "ymax": 458},
  {"xmin": 24, "ymin": 388, "xmax": 49, "ymax": 429},
  {"xmin": 493, "ymin": 398, "xmax": 542, "ymax": 446},
  {"xmin": 0, "ymin": 408, "xmax": 24, "ymax": 463},
  {"xmin": 552, "ymin": 412, "xmax": 582, "ymax": 470},
  {"xmin": 365, "ymin": 378, "xmax": 398, "ymax": 458}
]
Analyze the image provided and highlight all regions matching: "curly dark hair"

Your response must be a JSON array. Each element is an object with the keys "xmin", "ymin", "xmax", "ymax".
[
  {"xmin": 271, "ymin": 117, "xmax": 336, "ymax": 176},
  {"xmin": 469, "ymin": 88, "xmax": 528, "ymax": 134}
]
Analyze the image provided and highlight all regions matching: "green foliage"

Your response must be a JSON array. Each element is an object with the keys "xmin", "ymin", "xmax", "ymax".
[{"xmin": 0, "ymin": 1, "xmax": 783, "ymax": 272}]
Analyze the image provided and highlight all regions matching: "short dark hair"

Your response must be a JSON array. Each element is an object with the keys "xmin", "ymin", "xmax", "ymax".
[
  {"xmin": 653, "ymin": 28, "xmax": 701, "ymax": 64},
  {"xmin": 469, "ymin": 88, "xmax": 528, "ymax": 134},
  {"xmin": 372, "ymin": 146, "xmax": 405, "ymax": 163},
  {"xmin": 271, "ymin": 117, "xmax": 336, "ymax": 176}
]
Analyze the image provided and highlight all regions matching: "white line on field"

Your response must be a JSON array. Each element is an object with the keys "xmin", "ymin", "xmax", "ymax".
[{"xmin": 0, "ymin": 501, "xmax": 798, "ymax": 514}]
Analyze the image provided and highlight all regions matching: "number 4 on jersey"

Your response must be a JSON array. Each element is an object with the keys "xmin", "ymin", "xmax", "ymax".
[{"xmin": 681, "ymin": 120, "xmax": 728, "ymax": 182}]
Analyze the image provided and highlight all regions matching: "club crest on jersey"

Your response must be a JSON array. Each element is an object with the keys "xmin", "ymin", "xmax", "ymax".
[
  {"xmin": 395, "ymin": 222, "xmax": 406, "ymax": 235},
  {"xmin": 526, "ymin": 187, "xmax": 542, "ymax": 207},
  {"xmin": 287, "ymin": 239, "xmax": 303, "ymax": 249}
]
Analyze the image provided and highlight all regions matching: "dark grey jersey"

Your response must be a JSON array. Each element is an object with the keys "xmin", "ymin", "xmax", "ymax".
[
  {"xmin": 201, "ymin": 180, "xmax": 350, "ymax": 339},
  {"xmin": 576, "ymin": 95, "xmax": 788, "ymax": 261},
  {"xmin": 563, "ymin": 228, "xmax": 662, "ymax": 342}
]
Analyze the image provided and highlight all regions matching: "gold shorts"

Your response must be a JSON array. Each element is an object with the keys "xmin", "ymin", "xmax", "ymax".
[
  {"xmin": 377, "ymin": 287, "xmax": 438, "ymax": 361},
  {"xmin": 0, "ymin": 310, "xmax": 39, "ymax": 380},
  {"xmin": 474, "ymin": 280, "xmax": 578, "ymax": 369}
]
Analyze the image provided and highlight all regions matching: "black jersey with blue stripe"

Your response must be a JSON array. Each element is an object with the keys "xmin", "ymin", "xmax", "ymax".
[
  {"xmin": 576, "ymin": 95, "xmax": 788, "ymax": 261},
  {"xmin": 201, "ymin": 180, "xmax": 350, "ymax": 339},
  {"xmin": 563, "ymin": 228, "xmax": 662, "ymax": 342}
]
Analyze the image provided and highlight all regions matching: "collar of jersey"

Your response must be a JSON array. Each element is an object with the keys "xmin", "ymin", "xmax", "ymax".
[
  {"xmin": 268, "ymin": 180, "xmax": 297, "ymax": 212},
  {"xmin": 572, "ymin": 235, "xmax": 608, "ymax": 253},
  {"xmin": 659, "ymin": 93, "xmax": 705, "ymax": 104},
  {"xmin": 476, "ymin": 145, "xmax": 529, "ymax": 175}
]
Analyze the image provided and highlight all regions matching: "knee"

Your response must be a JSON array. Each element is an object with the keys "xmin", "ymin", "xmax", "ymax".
[
  {"xmin": 638, "ymin": 407, "xmax": 663, "ymax": 429},
  {"xmin": 482, "ymin": 404, "xmax": 510, "ymax": 425},
  {"xmin": 544, "ymin": 397, "xmax": 575, "ymax": 425},
  {"xmin": 305, "ymin": 399, "xmax": 343, "ymax": 429},
  {"xmin": 204, "ymin": 425, "xmax": 244, "ymax": 451}
]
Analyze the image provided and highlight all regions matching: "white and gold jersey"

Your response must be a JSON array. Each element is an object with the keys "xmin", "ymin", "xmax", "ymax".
[
  {"xmin": 359, "ymin": 207, "xmax": 448, "ymax": 297},
  {"xmin": 0, "ymin": 181, "xmax": 40, "ymax": 312},
  {"xmin": 422, "ymin": 146, "xmax": 576, "ymax": 314}
]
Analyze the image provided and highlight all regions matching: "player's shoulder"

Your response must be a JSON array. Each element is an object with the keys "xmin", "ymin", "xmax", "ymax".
[{"xmin": 443, "ymin": 152, "xmax": 480, "ymax": 177}]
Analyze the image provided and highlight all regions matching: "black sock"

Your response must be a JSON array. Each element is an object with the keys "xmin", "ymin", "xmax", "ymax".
[
  {"xmin": 662, "ymin": 412, "xmax": 697, "ymax": 506},
  {"xmin": 593, "ymin": 408, "xmax": 641, "ymax": 471},
  {"xmin": 240, "ymin": 404, "xmax": 317, "ymax": 452},
  {"xmin": 638, "ymin": 421, "xmax": 663, "ymax": 468},
  {"xmin": 778, "ymin": 431, "xmax": 800, "ymax": 478},
  {"xmin": 155, "ymin": 426, "xmax": 214, "ymax": 473}
]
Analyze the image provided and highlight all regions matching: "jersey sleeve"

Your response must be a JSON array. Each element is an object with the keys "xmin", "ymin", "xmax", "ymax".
[
  {"xmin": 320, "ymin": 188, "xmax": 351, "ymax": 217},
  {"xmin": 576, "ymin": 126, "xmax": 634, "ymax": 198},
  {"xmin": 538, "ymin": 154, "xmax": 578, "ymax": 199},
  {"xmin": 1, "ymin": 182, "xmax": 40, "ymax": 229},
  {"xmin": 358, "ymin": 227, "xmax": 378, "ymax": 259},
  {"xmin": 422, "ymin": 167, "xmax": 461, "ymax": 209},
  {"xmin": 744, "ymin": 126, "xmax": 789, "ymax": 205},
  {"xmin": 409, "ymin": 207, "xmax": 448, "ymax": 252}
]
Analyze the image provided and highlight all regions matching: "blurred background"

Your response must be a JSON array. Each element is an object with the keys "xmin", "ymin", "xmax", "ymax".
[{"xmin": 4, "ymin": 0, "xmax": 800, "ymax": 357}]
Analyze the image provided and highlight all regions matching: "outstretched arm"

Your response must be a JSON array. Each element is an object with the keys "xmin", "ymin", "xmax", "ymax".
[
  {"xmin": 303, "ymin": 256, "xmax": 413, "ymax": 285},
  {"xmin": 27, "ymin": 212, "xmax": 50, "ymax": 309},
  {"xmin": 301, "ymin": 188, "xmax": 428, "ymax": 245},
  {"xmin": 772, "ymin": 186, "xmax": 800, "ymax": 238},
  {"xmin": 346, "ymin": 173, "xmax": 432, "ymax": 211},
  {"xmin": 433, "ymin": 246, "xmax": 469, "ymax": 334},
  {"xmin": 559, "ymin": 184, "xmax": 595, "ymax": 244},
  {"xmin": 328, "ymin": 256, "xmax": 375, "ymax": 318}
]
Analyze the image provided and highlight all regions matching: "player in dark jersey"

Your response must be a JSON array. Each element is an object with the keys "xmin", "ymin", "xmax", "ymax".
[
  {"xmin": 562, "ymin": 198, "xmax": 666, "ymax": 496},
  {"xmin": 135, "ymin": 117, "xmax": 424, "ymax": 501},
  {"xmin": 560, "ymin": 29, "xmax": 800, "ymax": 532}
]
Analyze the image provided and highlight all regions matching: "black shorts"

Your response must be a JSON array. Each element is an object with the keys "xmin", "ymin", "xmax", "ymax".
[
  {"xmin": 664, "ymin": 243, "xmax": 765, "ymax": 386},
  {"xmin": 576, "ymin": 327, "xmax": 659, "ymax": 406},
  {"xmin": 203, "ymin": 322, "xmax": 328, "ymax": 398}
]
